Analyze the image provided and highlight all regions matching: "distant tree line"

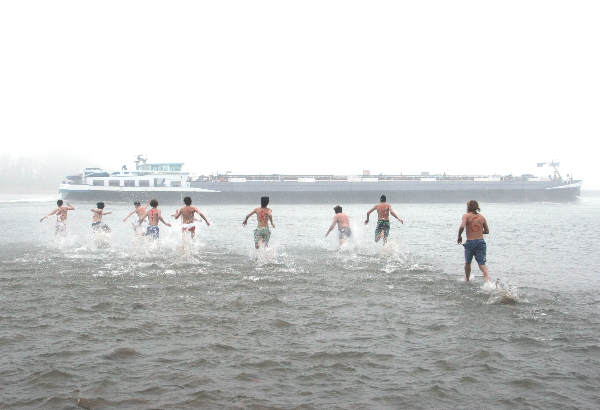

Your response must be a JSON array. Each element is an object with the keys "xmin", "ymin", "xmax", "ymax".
[{"xmin": 0, "ymin": 154, "xmax": 89, "ymax": 193}]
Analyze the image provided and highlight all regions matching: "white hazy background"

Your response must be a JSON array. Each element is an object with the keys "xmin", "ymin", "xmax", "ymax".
[{"xmin": 1, "ymin": 1, "xmax": 598, "ymax": 190}]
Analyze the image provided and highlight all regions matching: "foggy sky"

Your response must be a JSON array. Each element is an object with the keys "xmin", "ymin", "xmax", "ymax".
[{"xmin": 1, "ymin": 1, "xmax": 598, "ymax": 189}]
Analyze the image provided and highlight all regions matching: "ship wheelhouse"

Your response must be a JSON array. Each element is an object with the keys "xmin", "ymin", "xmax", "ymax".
[{"xmin": 63, "ymin": 161, "xmax": 192, "ymax": 189}]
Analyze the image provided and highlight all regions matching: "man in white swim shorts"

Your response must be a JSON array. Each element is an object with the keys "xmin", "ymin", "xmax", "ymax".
[{"xmin": 173, "ymin": 196, "xmax": 210, "ymax": 239}]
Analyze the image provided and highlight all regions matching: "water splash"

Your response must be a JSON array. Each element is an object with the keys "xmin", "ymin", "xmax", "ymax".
[{"xmin": 485, "ymin": 279, "xmax": 520, "ymax": 304}]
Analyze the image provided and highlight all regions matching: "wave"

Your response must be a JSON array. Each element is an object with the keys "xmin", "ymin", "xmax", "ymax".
[{"xmin": 102, "ymin": 347, "xmax": 142, "ymax": 360}]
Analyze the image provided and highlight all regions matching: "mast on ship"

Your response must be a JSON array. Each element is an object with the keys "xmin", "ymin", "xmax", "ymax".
[
  {"xmin": 135, "ymin": 155, "xmax": 147, "ymax": 171},
  {"xmin": 537, "ymin": 160, "xmax": 562, "ymax": 180}
]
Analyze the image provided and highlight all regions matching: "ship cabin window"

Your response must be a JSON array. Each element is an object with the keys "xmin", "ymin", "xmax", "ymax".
[
  {"xmin": 109, "ymin": 180, "xmax": 120, "ymax": 187},
  {"xmin": 170, "ymin": 181, "xmax": 181, "ymax": 187},
  {"xmin": 92, "ymin": 180, "xmax": 105, "ymax": 186},
  {"xmin": 154, "ymin": 178, "xmax": 166, "ymax": 187},
  {"xmin": 124, "ymin": 180, "xmax": 135, "ymax": 187},
  {"xmin": 138, "ymin": 180, "xmax": 150, "ymax": 187}
]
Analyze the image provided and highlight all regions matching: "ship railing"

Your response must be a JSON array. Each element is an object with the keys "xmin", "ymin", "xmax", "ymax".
[{"xmin": 193, "ymin": 174, "xmax": 533, "ymax": 183}]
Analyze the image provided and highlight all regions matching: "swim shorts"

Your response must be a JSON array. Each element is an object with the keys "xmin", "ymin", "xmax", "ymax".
[
  {"xmin": 375, "ymin": 220, "xmax": 390, "ymax": 239},
  {"xmin": 254, "ymin": 227, "xmax": 271, "ymax": 246},
  {"xmin": 146, "ymin": 225, "xmax": 160, "ymax": 239},
  {"xmin": 338, "ymin": 227, "xmax": 352, "ymax": 239},
  {"xmin": 182, "ymin": 223, "xmax": 196, "ymax": 232},
  {"xmin": 55, "ymin": 222, "xmax": 66, "ymax": 235},
  {"xmin": 92, "ymin": 222, "xmax": 110, "ymax": 232},
  {"xmin": 464, "ymin": 239, "xmax": 486, "ymax": 265}
]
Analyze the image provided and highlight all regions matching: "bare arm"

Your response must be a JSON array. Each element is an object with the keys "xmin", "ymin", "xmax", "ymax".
[
  {"xmin": 123, "ymin": 209, "xmax": 136, "ymax": 222},
  {"xmin": 242, "ymin": 209, "xmax": 257, "ymax": 226},
  {"xmin": 364, "ymin": 206, "xmax": 377, "ymax": 224},
  {"xmin": 457, "ymin": 214, "xmax": 467, "ymax": 244},
  {"xmin": 325, "ymin": 217, "xmax": 337, "ymax": 236},
  {"xmin": 196, "ymin": 209, "xmax": 210, "ymax": 226},
  {"xmin": 66, "ymin": 203, "xmax": 75, "ymax": 210},
  {"xmin": 103, "ymin": 211, "xmax": 112, "ymax": 215},
  {"xmin": 158, "ymin": 211, "xmax": 171, "ymax": 227},
  {"xmin": 483, "ymin": 219, "xmax": 489, "ymax": 235},
  {"xmin": 390, "ymin": 208, "xmax": 404, "ymax": 224},
  {"xmin": 40, "ymin": 209, "xmax": 58, "ymax": 222},
  {"xmin": 173, "ymin": 209, "xmax": 181, "ymax": 219},
  {"xmin": 269, "ymin": 211, "xmax": 275, "ymax": 228}
]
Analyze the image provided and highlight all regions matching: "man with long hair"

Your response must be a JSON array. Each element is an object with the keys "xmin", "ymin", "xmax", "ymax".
[{"xmin": 457, "ymin": 200, "xmax": 490, "ymax": 282}]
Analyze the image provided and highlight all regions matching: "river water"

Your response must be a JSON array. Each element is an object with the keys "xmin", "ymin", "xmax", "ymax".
[{"xmin": 1, "ymin": 196, "xmax": 599, "ymax": 408}]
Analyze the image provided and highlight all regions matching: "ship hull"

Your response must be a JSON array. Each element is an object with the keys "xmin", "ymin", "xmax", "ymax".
[{"xmin": 59, "ymin": 181, "xmax": 581, "ymax": 204}]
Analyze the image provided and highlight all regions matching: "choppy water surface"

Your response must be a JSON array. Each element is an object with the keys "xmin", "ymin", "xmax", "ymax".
[{"xmin": 1, "ymin": 197, "xmax": 599, "ymax": 408}]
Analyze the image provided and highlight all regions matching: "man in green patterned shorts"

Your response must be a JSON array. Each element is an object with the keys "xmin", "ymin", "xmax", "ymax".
[
  {"xmin": 243, "ymin": 196, "xmax": 275, "ymax": 249},
  {"xmin": 365, "ymin": 195, "xmax": 403, "ymax": 245}
]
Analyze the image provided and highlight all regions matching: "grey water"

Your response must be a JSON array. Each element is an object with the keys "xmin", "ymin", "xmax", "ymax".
[{"xmin": 1, "ymin": 196, "xmax": 599, "ymax": 409}]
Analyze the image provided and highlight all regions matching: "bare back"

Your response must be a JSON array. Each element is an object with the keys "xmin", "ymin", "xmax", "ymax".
[
  {"xmin": 178, "ymin": 206, "xmax": 198, "ymax": 224},
  {"xmin": 92, "ymin": 210, "xmax": 103, "ymax": 223},
  {"xmin": 256, "ymin": 207, "xmax": 271, "ymax": 228},
  {"xmin": 335, "ymin": 213, "xmax": 350, "ymax": 229},
  {"xmin": 135, "ymin": 206, "xmax": 147, "ymax": 221},
  {"xmin": 463, "ymin": 212, "xmax": 487, "ymax": 240},
  {"xmin": 57, "ymin": 206, "xmax": 69, "ymax": 222},
  {"xmin": 147, "ymin": 208, "xmax": 161, "ymax": 226},
  {"xmin": 376, "ymin": 203, "xmax": 391, "ymax": 220}
]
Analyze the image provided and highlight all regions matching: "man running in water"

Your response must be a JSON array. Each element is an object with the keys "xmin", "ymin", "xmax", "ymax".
[
  {"xmin": 173, "ymin": 196, "xmax": 210, "ymax": 239},
  {"xmin": 365, "ymin": 195, "xmax": 403, "ymax": 245},
  {"xmin": 242, "ymin": 196, "xmax": 275, "ymax": 249},
  {"xmin": 144, "ymin": 199, "xmax": 171, "ymax": 239},
  {"xmin": 40, "ymin": 200, "xmax": 75, "ymax": 235},
  {"xmin": 91, "ymin": 202, "xmax": 112, "ymax": 232},
  {"xmin": 457, "ymin": 200, "xmax": 490, "ymax": 282},
  {"xmin": 123, "ymin": 201, "xmax": 148, "ymax": 234},
  {"xmin": 325, "ymin": 205, "xmax": 352, "ymax": 246}
]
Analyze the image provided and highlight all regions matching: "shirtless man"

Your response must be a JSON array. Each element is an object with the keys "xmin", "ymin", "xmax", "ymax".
[
  {"xmin": 40, "ymin": 200, "xmax": 75, "ymax": 235},
  {"xmin": 91, "ymin": 202, "xmax": 112, "ymax": 232},
  {"xmin": 143, "ymin": 199, "xmax": 171, "ymax": 239},
  {"xmin": 242, "ymin": 196, "xmax": 275, "ymax": 249},
  {"xmin": 457, "ymin": 200, "xmax": 490, "ymax": 282},
  {"xmin": 173, "ymin": 196, "xmax": 210, "ymax": 239},
  {"xmin": 364, "ymin": 195, "xmax": 403, "ymax": 245},
  {"xmin": 123, "ymin": 201, "xmax": 148, "ymax": 234},
  {"xmin": 325, "ymin": 205, "xmax": 352, "ymax": 246}
]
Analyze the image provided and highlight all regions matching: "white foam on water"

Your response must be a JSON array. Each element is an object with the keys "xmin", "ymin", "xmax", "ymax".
[
  {"xmin": 481, "ymin": 280, "xmax": 497, "ymax": 292},
  {"xmin": 251, "ymin": 245, "xmax": 279, "ymax": 266},
  {"xmin": 91, "ymin": 231, "xmax": 112, "ymax": 250},
  {"xmin": 485, "ymin": 279, "xmax": 520, "ymax": 305}
]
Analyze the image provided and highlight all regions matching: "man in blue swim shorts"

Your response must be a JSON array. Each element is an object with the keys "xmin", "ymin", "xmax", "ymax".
[
  {"xmin": 143, "ymin": 199, "xmax": 171, "ymax": 239},
  {"xmin": 457, "ymin": 200, "xmax": 490, "ymax": 282}
]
